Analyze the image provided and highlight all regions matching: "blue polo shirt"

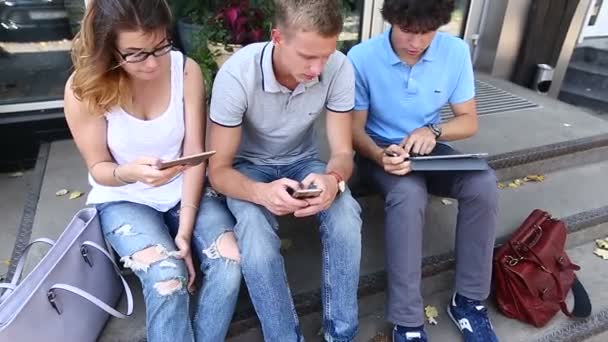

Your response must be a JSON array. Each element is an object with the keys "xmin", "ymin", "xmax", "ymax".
[{"xmin": 347, "ymin": 28, "xmax": 475, "ymax": 146}]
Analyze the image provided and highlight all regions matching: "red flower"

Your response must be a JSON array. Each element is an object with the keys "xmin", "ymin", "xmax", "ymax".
[{"xmin": 214, "ymin": 0, "xmax": 269, "ymax": 46}]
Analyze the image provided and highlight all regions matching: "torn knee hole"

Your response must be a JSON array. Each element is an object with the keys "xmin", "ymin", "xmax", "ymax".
[
  {"xmin": 154, "ymin": 279, "xmax": 183, "ymax": 296},
  {"xmin": 203, "ymin": 231, "xmax": 241, "ymax": 263},
  {"xmin": 120, "ymin": 244, "xmax": 180, "ymax": 272}
]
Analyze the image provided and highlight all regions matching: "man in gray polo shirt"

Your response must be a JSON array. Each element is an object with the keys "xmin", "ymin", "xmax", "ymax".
[{"xmin": 206, "ymin": 0, "xmax": 362, "ymax": 341}]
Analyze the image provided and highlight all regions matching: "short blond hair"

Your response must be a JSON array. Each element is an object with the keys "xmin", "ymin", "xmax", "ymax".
[{"xmin": 274, "ymin": 0, "xmax": 343, "ymax": 37}]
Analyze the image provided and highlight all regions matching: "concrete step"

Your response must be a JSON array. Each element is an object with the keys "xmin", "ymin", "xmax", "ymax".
[
  {"xmin": 222, "ymin": 156, "xmax": 608, "ymax": 335},
  {"xmin": 559, "ymin": 83, "xmax": 608, "ymax": 113},
  {"xmin": 16, "ymin": 74, "xmax": 608, "ymax": 341},
  {"xmin": 98, "ymin": 157, "xmax": 608, "ymax": 341},
  {"xmin": 572, "ymin": 46, "xmax": 608, "ymax": 68},
  {"xmin": 563, "ymin": 61, "xmax": 608, "ymax": 92},
  {"xmin": 227, "ymin": 237, "xmax": 608, "ymax": 342}
]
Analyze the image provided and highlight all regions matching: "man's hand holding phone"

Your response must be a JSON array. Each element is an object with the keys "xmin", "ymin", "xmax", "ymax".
[
  {"xmin": 254, "ymin": 178, "xmax": 309, "ymax": 216},
  {"xmin": 380, "ymin": 144, "xmax": 411, "ymax": 176},
  {"xmin": 118, "ymin": 156, "xmax": 186, "ymax": 187},
  {"xmin": 293, "ymin": 173, "xmax": 337, "ymax": 218}
]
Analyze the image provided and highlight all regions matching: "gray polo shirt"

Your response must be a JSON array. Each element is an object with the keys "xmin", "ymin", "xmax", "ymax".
[{"xmin": 209, "ymin": 42, "xmax": 355, "ymax": 165}]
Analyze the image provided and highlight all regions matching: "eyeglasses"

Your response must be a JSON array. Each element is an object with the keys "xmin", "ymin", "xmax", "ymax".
[{"xmin": 115, "ymin": 40, "xmax": 173, "ymax": 63}]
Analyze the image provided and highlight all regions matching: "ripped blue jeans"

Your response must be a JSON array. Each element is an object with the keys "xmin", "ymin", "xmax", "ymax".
[
  {"xmin": 97, "ymin": 201, "xmax": 194, "ymax": 342},
  {"xmin": 191, "ymin": 187, "xmax": 242, "ymax": 342}
]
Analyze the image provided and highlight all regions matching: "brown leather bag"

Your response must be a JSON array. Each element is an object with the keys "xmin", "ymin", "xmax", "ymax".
[{"xmin": 493, "ymin": 209, "xmax": 591, "ymax": 327}]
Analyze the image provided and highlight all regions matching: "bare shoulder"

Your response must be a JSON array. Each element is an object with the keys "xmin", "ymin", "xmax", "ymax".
[
  {"xmin": 183, "ymin": 56, "xmax": 205, "ymax": 99},
  {"xmin": 184, "ymin": 56, "xmax": 203, "ymax": 80},
  {"xmin": 63, "ymin": 72, "xmax": 84, "ymax": 119}
]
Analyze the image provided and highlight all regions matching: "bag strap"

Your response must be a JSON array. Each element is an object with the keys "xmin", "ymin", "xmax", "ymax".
[
  {"xmin": 47, "ymin": 240, "xmax": 134, "ymax": 318},
  {"xmin": 0, "ymin": 238, "xmax": 55, "ymax": 302},
  {"xmin": 564, "ymin": 276, "xmax": 592, "ymax": 318}
]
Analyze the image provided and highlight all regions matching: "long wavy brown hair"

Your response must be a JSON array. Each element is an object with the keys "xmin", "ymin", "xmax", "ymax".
[{"xmin": 70, "ymin": 0, "xmax": 172, "ymax": 115}]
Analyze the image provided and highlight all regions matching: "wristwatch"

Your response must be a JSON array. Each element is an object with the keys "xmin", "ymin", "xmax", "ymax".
[
  {"xmin": 427, "ymin": 123, "xmax": 442, "ymax": 140},
  {"xmin": 327, "ymin": 171, "xmax": 346, "ymax": 194}
]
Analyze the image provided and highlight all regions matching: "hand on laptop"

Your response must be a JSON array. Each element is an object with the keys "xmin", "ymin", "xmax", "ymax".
[
  {"xmin": 380, "ymin": 144, "xmax": 411, "ymax": 176},
  {"xmin": 401, "ymin": 126, "xmax": 437, "ymax": 155}
]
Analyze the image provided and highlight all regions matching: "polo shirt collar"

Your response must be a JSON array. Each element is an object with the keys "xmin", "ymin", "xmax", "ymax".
[
  {"xmin": 383, "ymin": 26, "xmax": 441, "ymax": 65},
  {"xmin": 260, "ymin": 42, "xmax": 321, "ymax": 93},
  {"xmin": 383, "ymin": 28, "xmax": 402, "ymax": 66}
]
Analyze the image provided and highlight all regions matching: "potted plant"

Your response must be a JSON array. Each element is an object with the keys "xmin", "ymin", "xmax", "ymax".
[
  {"xmin": 205, "ymin": 0, "xmax": 273, "ymax": 66},
  {"xmin": 175, "ymin": 0, "xmax": 210, "ymax": 55}
]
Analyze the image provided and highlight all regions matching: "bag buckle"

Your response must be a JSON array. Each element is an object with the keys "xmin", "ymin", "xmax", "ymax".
[
  {"xmin": 506, "ymin": 255, "xmax": 521, "ymax": 266},
  {"xmin": 81, "ymin": 245, "xmax": 93, "ymax": 268},
  {"xmin": 47, "ymin": 290, "xmax": 62, "ymax": 315}
]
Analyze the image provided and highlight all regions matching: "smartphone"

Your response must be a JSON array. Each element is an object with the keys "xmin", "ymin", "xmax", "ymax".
[
  {"xmin": 290, "ymin": 188, "xmax": 323, "ymax": 199},
  {"xmin": 155, "ymin": 151, "xmax": 217, "ymax": 170}
]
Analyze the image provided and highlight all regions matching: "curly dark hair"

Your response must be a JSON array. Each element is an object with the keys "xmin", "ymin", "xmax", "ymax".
[{"xmin": 381, "ymin": 0, "xmax": 455, "ymax": 33}]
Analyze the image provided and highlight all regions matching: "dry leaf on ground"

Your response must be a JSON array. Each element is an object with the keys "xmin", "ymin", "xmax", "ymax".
[
  {"xmin": 596, "ymin": 238, "xmax": 608, "ymax": 250},
  {"xmin": 508, "ymin": 182, "xmax": 520, "ymax": 189},
  {"xmin": 372, "ymin": 332, "xmax": 389, "ymax": 342},
  {"xmin": 594, "ymin": 248, "xmax": 608, "ymax": 260},
  {"xmin": 55, "ymin": 189, "xmax": 69, "ymax": 196},
  {"xmin": 441, "ymin": 198, "xmax": 453, "ymax": 205},
  {"xmin": 68, "ymin": 191, "xmax": 84, "ymax": 200},
  {"xmin": 497, "ymin": 182, "xmax": 506, "ymax": 189},
  {"xmin": 425, "ymin": 305, "xmax": 439, "ymax": 325},
  {"xmin": 2, "ymin": 259, "xmax": 10, "ymax": 266},
  {"xmin": 524, "ymin": 174, "xmax": 545, "ymax": 182}
]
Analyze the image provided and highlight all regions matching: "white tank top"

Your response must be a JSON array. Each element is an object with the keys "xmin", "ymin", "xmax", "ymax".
[{"xmin": 86, "ymin": 51, "xmax": 185, "ymax": 212}]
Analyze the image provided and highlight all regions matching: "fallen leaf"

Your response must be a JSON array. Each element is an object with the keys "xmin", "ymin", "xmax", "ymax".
[
  {"xmin": 425, "ymin": 305, "xmax": 439, "ymax": 325},
  {"xmin": 8, "ymin": 172, "xmax": 23, "ymax": 178},
  {"xmin": 2, "ymin": 259, "xmax": 10, "ymax": 266},
  {"xmin": 514, "ymin": 179, "xmax": 525, "ymax": 186},
  {"xmin": 68, "ymin": 191, "xmax": 84, "ymax": 200},
  {"xmin": 497, "ymin": 182, "xmax": 506, "ymax": 189},
  {"xmin": 508, "ymin": 182, "xmax": 520, "ymax": 189},
  {"xmin": 441, "ymin": 198, "xmax": 453, "ymax": 205},
  {"xmin": 524, "ymin": 174, "xmax": 545, "ymax": 182},
  {"xmin": 594, "ymin": 248, "xmax": 608, "ymax": 260},
  {"xmin": 596, "ymin": 238, "xmax": 608, "ymax": 250},
  {"xmin": 280, "ymin": 238, "xmax": 293, "ymax": 252},
  {"xmin": 372, "ymin": 332, "xmax": 389, "ymax": 342},
  {"xmin": 55, "ymin": 189, "xmax": 69, "ymax": 196}
]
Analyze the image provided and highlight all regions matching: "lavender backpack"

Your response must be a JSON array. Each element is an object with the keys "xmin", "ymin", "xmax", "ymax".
[{"xmin": 0, "ymin": 208, "xmax": 133, "ymax": 341}]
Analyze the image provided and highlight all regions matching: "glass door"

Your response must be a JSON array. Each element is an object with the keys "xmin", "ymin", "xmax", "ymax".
[
  {"xmin": 0, "ymin": 0, "xmax": 85, "ymax": 116},
  {"xmin": 339, "ymin": 0, "xmax": 368, "ymax": 52},
  {"xmin": 439, "ymin": 0, "xmax": 472, "ymax": 37}
]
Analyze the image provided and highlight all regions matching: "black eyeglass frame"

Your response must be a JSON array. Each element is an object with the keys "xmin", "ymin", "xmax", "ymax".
[{"xmin": 115, "ymin": 40, "xmax": 174, "ymax": 63}]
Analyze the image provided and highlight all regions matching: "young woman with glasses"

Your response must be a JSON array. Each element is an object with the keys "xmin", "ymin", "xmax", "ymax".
[{"xmin": 63, "ymin": 1, "xmax": 235, "ymax": 340}]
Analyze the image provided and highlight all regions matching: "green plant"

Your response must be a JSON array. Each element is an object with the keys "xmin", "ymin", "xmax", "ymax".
[{"xmin": 189, "ymin": 43, "xmax": 218, "ymax": 101}]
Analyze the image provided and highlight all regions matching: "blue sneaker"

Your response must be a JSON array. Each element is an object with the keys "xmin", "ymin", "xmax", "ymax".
[
  {"xmin": 392, "ymin": 325, "xmax": 427, "ymax": 342},
  {"xmin": 447, "ymin": 293, "xmax": 499, "ymax": 342}
]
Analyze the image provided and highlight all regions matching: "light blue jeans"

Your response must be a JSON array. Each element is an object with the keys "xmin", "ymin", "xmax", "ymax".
[
  {"xmin": 97, "ymin": 201, "xmax": 194, "ymax": 342},
  {"xmin": 191, "ymin": 187, "xmax": 242, "ymax": 342},
  {"xmin": 220, "ymin": 157, "xmax": 363, "ymax": 342}
]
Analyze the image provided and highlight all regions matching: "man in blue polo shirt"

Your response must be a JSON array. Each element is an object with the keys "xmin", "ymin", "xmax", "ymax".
[{"xmin": 347, "ymin": 1, "xmax": 499, "ymax": 341}]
